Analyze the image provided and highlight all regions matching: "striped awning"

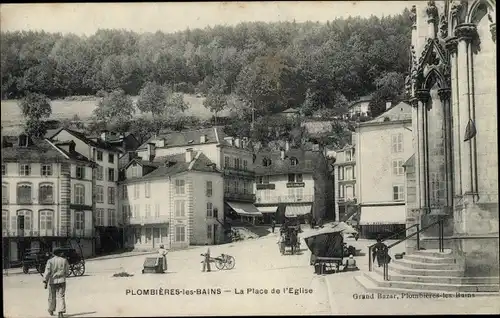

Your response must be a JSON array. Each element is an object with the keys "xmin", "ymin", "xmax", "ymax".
[
  {"xmin": 285, "ymin": 204, "xmax": 312, "ymax": 217},
  {"xmin": 257, "ymin": 206, "xmax": 278, "ymax": 214},
  {"xmin": 227, "ymin": 201, "xmax": 262, "ymax": 217},
  {"xmin": 359, "ymin": 205, "xmax": 406, "ymax": 225}
]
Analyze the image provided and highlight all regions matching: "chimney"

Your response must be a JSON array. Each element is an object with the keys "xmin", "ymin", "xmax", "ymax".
[
  {"xmin": 285, "ymin": 140, "xmax": 290, "ymax": 151},
  {"xmin": 234, "ymin": 138, "xmax": 241, "ymax": 148},
  {"xmin": 156, "ymin": 138, "xmax": 165, "ymax": 148},
  {"xmin": 224, "ymin": 137, "xmax": 234, "ymax": 146},
  {"xmin": 386, "ymin": 101, "xmax": 392, "ymax": 110},
  {"xmin": 100, "ymin": 130, "xmax": 109, "ymax": 141},
  {"xmin": 185, "ymin": 148, "xmax": 193, "ymax": 162},
  {"xmin": 200, "ymin": 134, "xmax": 207, "ymax": 143},
  {"xmin": 146, "ymin": 142, "xmax": 156, "ymax": 161},
  {"xmin": 280, "ymin": 148, "xmax": 286, "ymax": 160}
]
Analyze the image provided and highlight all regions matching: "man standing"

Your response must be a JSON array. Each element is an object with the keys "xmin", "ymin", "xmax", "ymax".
[
  {"xmin": 271, "ymin": 219, "xmax": 276, "ymax": 233},
  {"xmin": 43, "ymin": 249, "xmax": 70, "ymax": 318},
  {"xmin": 201, "ymin": 244, "xmax": 211, "ymax": 272}
]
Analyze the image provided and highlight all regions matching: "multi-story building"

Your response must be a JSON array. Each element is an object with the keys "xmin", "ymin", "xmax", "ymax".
[
  {"xmin": 48, "ymin": 128, "xmax": 125, "ymax": 252},
  {"xmin": 2, "ymin": 134, "xmax": 95, "ymax": 266},
  {"xmin": 355, "ymin": 101, "xmax": 413, "ymax": 238},
  {"xmin": 134, "ymin": 127, "xmax": 259, "ymax": 227},
  {"xmin": 120, "ymin": 149, "xmax": 224, "ymax": 249},
  {"xmin": 253, "ymin": 144, "xmax": 320, "ymax": 224},
  {"xmin": 333, "ymin": 143, "xmax": 358, "ymax": 223},
  {"xmin": 347, "ymin": 95, "xmax": 372, "ymax": 118}
]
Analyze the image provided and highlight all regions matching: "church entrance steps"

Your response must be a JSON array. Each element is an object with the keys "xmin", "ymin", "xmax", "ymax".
[
  {"xmin": 375, "ymin": 262, "xmax": 464, "ymax": 277},
  {"xmin": 412, "ymin": 249, "xmax": 453, "ymax": 257},
  {"xmin": 392, "ymin": 258, "xmax": 462, "ymax": 270},
  {"xmin": 371, "ymin": 268, "xmax": 499, "ymax": 285},
  {"xmin": 356, "ymin": 272, "xmax": 500, "ymax": 294},
  {"xmin": 404, "ymin": 254, "xmax": 457, "ymax": 264}
]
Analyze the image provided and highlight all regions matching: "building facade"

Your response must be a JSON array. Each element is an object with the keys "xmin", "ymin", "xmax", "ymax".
[
  {"xmin": 333, "ymin": 144, "xmax": 358, "ymax": 223},
  {"xmin": 2, "ymin": 135, "xmax": 95, "ymax": 266},
  {"xmin": 120, "ymin": 150, "xmax": 224, "ymax": 250},
  {"xmin": 406, "ymin": 0, "xmax": 498, "ymax": 277},
  {"xmin": 355, "ymin": 102, "xmax": 413, "ymax": 239}
]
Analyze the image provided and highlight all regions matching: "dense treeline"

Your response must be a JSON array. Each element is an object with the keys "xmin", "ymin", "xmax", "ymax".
[{"xmin": 1, "ymin": 11, "xmax": 412, "ymax": 119}]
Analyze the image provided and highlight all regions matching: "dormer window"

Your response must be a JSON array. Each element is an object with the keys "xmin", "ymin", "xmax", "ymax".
[
  {"xmin": 290, "ymin": 157, "xmax": 299, "ymax": 166},
  {"xmin": 18, "ymin": 134, "xmax": 29, "ymax": 147},
  {"xmin": 262, "ymin": 157, "xmax": 272, "ymax": 167}
]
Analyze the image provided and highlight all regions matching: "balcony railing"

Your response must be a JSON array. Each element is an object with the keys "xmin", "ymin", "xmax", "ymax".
[
  {"xmin": 223, "ymin": 167, "xmax": 255, "ymax": 176},
  {"xmin": 256, "ymin": 183, "xmax": 275, "ymax": 190},
  {"xmin": 2, "ymin": 228, "xmax": 94, "ymax": 238},
  {"xmin": 128, "ymin": 215, "xmax": 171, "ymax": 225},
  {"xmin": 224, "ymin": 192, "xmax": 256, "ymax": 202},
  {"xmin": 255, "ymin": 194, "xmax": 314, "ymax": 204}
]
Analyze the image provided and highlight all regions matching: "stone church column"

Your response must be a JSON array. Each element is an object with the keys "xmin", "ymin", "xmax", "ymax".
[
  {"xmin": 438, "ymin": 88, "xmax": 453, "ymax": 213},
  {"xmin": 415, "ymin": 89, "xmax": 430, "ymax": 211},
  {"xmin": 454, "ymin": 24, "xmax": 477, "ymax": 197}
]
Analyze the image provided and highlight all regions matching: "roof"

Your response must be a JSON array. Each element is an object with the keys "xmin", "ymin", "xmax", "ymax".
[
  {"xmin": 253, "ymin": 149, "xmax": 322, "ymax": 175},
  {"xmin": 138, "ymin": 127, "xmax": 222, "ymax": 150},
  {"xmin": 50, "ymin": 128, "xmax": 122, "ymax": 153},
  {"xmin": 281, "ymin": 107, "xmax": 299, "ymax": 114},
  {"xmin": 361, "ymin": 101, "xmax": 412, "ymax": 125},
  {"xmin": 348, "ymin": 94, "xmax": 372, "ymax": 107},
  {"xmin": 403, "ymin": 154, "xmax": 415, "ymax": 168},
  {"xmin": 124, "ymin": 152, "xmax": 219, "ymax": 182}
]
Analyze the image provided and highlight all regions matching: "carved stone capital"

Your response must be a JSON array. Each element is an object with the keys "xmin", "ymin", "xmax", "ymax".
[
  {"xmin": 426, "ymin": 1, "xmax": 438, "ymax": 23},
  {"xmin": 415, "ymin": 89, "xmax": 431, "ymax": 103},
  {"xmin": 438, "ymin": 88, "xmax": 452, "ymax": 101},
  {"xmin": 491, "ymin": 23, "xmax": 496, "ymax": 43},
  {"xmin": 454, "ymin": 23, "xmax": 477, "ymax": 42},
  {"xmin": 439, "ymin": 13, "xmax": 448, "ymax": 38},
  {"xmin": 445, "ymin": 36, "xmax": 459, "ymax": 54}
]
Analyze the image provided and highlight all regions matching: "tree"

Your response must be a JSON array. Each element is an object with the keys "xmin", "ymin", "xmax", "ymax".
[
  {"xmin": 18, "ymin": 92, "xmax": 52, "ymax": 137},
  {"xmin": 92, "ymin": 89, "xmax": 135, "ymax": 128},
  {"xmin": 136, "ymin": 81, "xmax": 167, "ymax": 116},
  {"xmin": 203, "ymin": 93, "xmax": 227, "ymax": 120},
  {"xmin": 368, "ymin": 72, "xmax": 405, "ymax": 117}
]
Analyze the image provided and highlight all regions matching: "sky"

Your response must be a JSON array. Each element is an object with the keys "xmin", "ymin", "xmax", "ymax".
[{"xmin": 1, "ymin": 1, "xmax": 411, "ymax": 35}]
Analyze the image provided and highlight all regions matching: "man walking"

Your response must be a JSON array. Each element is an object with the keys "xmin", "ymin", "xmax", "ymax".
[
  {"xmin": 271, "ymin": 219, "xmax": 276, "ymax": 233},
  {"xmin": 43, "ymin": 248, "xmax": 70, "ymax": 318}
]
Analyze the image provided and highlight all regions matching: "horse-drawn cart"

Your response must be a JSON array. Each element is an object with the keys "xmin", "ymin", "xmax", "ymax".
[{"xmin": 279, "ymin": 226, "xmax": 301, "ymax": 255}]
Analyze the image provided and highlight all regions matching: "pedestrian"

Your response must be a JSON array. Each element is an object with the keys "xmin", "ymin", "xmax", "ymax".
[
  {"xmin": 43, "ymin": 248, "xmax": 70, "ymax": 318},
  {"xmin": 343, "ymin": 255, "xmax": 359, "ymax": 272},
  {"xmin": 372, "ymin": 236, "xmax": 390, "ymax": 267},
  {"xmin": 271, "ymin": 219, "xmax": 276, "ymax": 233},
  {"xmin": 158, "ymin": 244, "xmax": 168, "ymax": 273},
  {"xmin": 201, "ymin": 244, "xmax": 211, "ymax": 272},
  {"xmin": 277, "ymin": 232, "xmax": 285, "ymax": 254}
]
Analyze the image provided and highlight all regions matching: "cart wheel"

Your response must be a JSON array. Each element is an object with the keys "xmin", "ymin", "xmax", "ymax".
[
  {"xmin": 214, "ymin": 258, "xmax": 225, "ymax": 270},
  {"xmin": 23, "ymin": 265, "xmax": 29, "ymax": 274},
  {"xmin": 71, "ymin": 261, "xmax": 85, "ymax": 276},
  {"xmin": 37, "ymin": 263, "xmax": 45, "ymax": 275},
  {"xmin": 225, "ymin": 256, "xmax": 235, "ymax": 270}
]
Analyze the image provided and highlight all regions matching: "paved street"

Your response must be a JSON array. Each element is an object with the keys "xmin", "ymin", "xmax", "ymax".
[{"xmin": 3, "ymin": 228, "xmax": 499, "ymax": 317}]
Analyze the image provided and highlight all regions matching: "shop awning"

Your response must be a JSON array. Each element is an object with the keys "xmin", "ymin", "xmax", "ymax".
[
  {"xmin": 359, "ymin": 205, "xmax": 406, "ymax": 225},
  {"xmin": 227, "ymin": 201, "xmax": 262, "ymax": 217},
  {"xmin": 285, "ymin": 204, "xmax": 312, "ymax": 217},
  {"xmin": 257, "ymin": 206, "xmax": 278, "ymax": 214}
]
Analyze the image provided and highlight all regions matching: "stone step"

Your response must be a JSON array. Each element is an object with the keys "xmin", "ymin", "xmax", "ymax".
[
  {"xmin": 404, "ymin": 254, "xmax": 457, "ymax": 264},
  {"xmin": 372, "ymin": 269, "xmax": 500, "ymax": 285},
  {"xmin": 412, "ymin": 249, "xmax": 453, "ymax": 258},
  {"xmin": 374, "ymin": 262, "xmax": 464, "ymax": 277},
  {"xmin": 393, "ymin": 258, "xmax": 462, "ymax": 270},
  {"xmin": 355, "ymin": 274, "xmax": 500, "ymax": 297},
  {"xmin": 364, "ymin": 272, "xmax": 500, "ymax": 293}
]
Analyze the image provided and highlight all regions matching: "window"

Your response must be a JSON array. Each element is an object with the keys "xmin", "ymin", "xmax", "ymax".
[
  {"xmin": 154, "ymin": 204, "xmax": 160, "ymax": 217},
  {"xmin": 74, "ymin": 184, "xmax": 85, "ymax": 205},
  {"xmin": 19, "ymin": 164, "xmax": 31, "ymax": 176},
  {"xmin": 224, "ymin": 156, "xmax": 230, "ymax": 168},
  {"xmin": 392, "ymin": 159, "xmax": 405, "ymax": 176},
  {"xmin": 107, "ymin": 168, "xmax": 115, "ymax": 182},
  {"xmin": 96, "ymin": 150, "xmax": 103, "ymax": 161},
  {"xmin": 122, "ymin": 185, "xmax": 128, "ymax": 199},
  {"xmin": 108, "ymin": 153, "xmax": 115, "ymax": 164},
  {"xmin": 338, "ymin": 166, "xmax": 344, "ymax": 180},
  {"xmin": 108, "ymin": 187, "xmax": 115, "ymax": 204},
  {"xmin": 263, "ymin": 189, "xmax": 271, "ymax": 201},
  {"xmin": 243, "ymin": 181, "xmax": 250, "ymax": 194},
  {"xmin": 345, "ymin": 186, "xmax": 354, "ymax": 199},
  {"xmin": 206, "ymin": 181, "xmax": 213, "ymax": 197},
  {"xmin": 2, "ymin": 184, "xmax": 8, "ymax": 204},
  {"xmin": 17, "ymin": 183, "xmax": 32, "ymax": 204},
  {"xmin": 290, "ymin": 157, "xmax": 299, "ymax": 166},
  {"xmin": 95, "ymin": 208, "xmax": 104, "ymax": 226},
  {"xmin": 96, "ymin": 166, "xmax": 103, "ymax": 180},
  {"xmin": 76, "ymin": 166, "xmax": 85, "ymax": 179},
  {"xmin": 206, "ymin": 202, "xmax": 213, "ymax": 217},
  {"xmin": 175, "ymin": 225, "xmax": 186, "ymax": 242},
  {"xmin": 352, "ymin": 166, "xmax": 356, "ymax": 180},
  {"xmin": 38, "ymin": 183, "xmax": 54, "ymax": 204},
  {"xmin": 243, "ymin": 160, "xmax": 248, "ymax": 170},
  {"xmin": 392, "ymin": 133, "xmax": 404, "ymax": 153},
  {"xmin": 207, "ymin": 224, "xmax": 213, "ymax": 240},
  {"xmin": 133, "ymin": 205, "xmax": 140, "ymax": 218},
  {"xmin": 16, "ymin": 210, "xmax": 32, "ymax": 230},
  {"xmin": 234, "ymin": 158, "xmax": 240, "ymax": 170},
  {"xmin": 121, "ymin": 205, "xmax": 129, "ymax": 220},
  {"xmin": 95, "ymin": 186, "xmax": 104, "ymax": 203},
  {"xmin": 39, "ymin": 210, "xmax": 53, "ymax": 231},
  {"xmin": 393, "ymin": 185, "xmax": 405, "ymax": 201},
  {"xmin": 288, "ymin": 174, "xmax": 302, "ymax": 183},
  {"xmin": 305, "ymin": 160, "xmax": 312, "ymax": 169},
  {"xmin": 262, "ymin": 157, "xmax": 272, "ymax": 167},
  {"xmin": 345, "ymin": 150, "xmax": 353, "ymax": 162},
  {"xmin": 175, "ymin": 179, "xmax": 185, "ymax": 195},
  {"xmin": 224, "ymin": 179, "xmax": 230, "ymax": 193},
  {"xmin": 145, "ymin": 182, "xmax": 151, "ymax": 198},
  {"xmin": 257, "ymin": 176, "xmax": 270, "ymax": 184},
  {"xmin": 174, "ymin": 200, "xmax": 185, "ymax": 217},
  {"xmin": 339, "ymin": 184, "xmax": 345, "ymax": 198},
  {"xmin": 75, "ymin": 211, "xmax": 84, "ymax": 230},
  {"xmin": 2, "ymin": 164, "xmax": 6, "ymax": 176},
  {"xmin": 2, "ymin": 210, "xmax": 8, "ymax": 231},
  {"xmin": 345, "ymin": 167, "xmax": 352, "ymax": 181},
  {"xmin": 131, "ymin": 166, "xmax": 138, "ymax": 178},
  {"xmin": 145, "ymin": 228, "xmax": 152, "ymax": 243},
  {"xmin": 134, "ymin": 185, "xmax": 140, "ymax": 199},
  {"xmin": 108, "ymin": 209, "xmax": 115, "ymax": 226},
  {"xmin": 145, "ymin": 204, "xmax": 151, "ymax": 218},
  {"xmin": 295, "ymin": 188, "xmax": 304, "ymax": 200},
  {"xmin": 41, "ymin": 164, "xmax": 53, "ymax": 176}
]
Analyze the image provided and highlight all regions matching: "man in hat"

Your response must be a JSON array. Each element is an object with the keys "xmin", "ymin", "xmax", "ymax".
[
  {"xmin": 201, "ymin": 243, "xmax": 211, "ymax": 272},
  {"xmin": 43, "ymin": 249, "xmax": 70, "ymax": 318}
]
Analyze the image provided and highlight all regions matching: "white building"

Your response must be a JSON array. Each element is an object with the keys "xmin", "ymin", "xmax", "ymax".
[
  {"xmin": 355, "ymin": 101, "xmax": 413, "ymax": 238},
  {"xmin": 120, "ymin": 149, "xmax": 224, "ymax": 250},
  {"xmin": 333, "ymin": 143, "xmax": 358, "ymax": 223},
  {"xmin": 2, "ymin": 135, "xmax": 95, "ymax": 265}
]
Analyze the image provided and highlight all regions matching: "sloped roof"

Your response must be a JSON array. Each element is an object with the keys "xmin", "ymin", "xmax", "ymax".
[
  {"xmin": 362, "ymin": 101, "xmax": 412, "ymax": 125},
  {"xmin": 50, "ymin": 128, "xmax": 121, "ymax": 152},
  {"xmin": 124, "ymin": 152, "xmax": 219, "ymax": 182},
  {"xmin": 281, "ymin": 107, "xmax": 299, "ymax": 114},
  {"xmin": 138, "ymin": 127, "xmax": 223, "ymax": 150},
  {"xmin": 348, "ymin": 94, "xmax": 372, "ymax": 108},
  {"xmin": 254, "ymin": 149, "xmax": 322, "ymax": 175},
  {"xmin": 403, "ymin": 154, "xmax": 415, "ymax": 168}
]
